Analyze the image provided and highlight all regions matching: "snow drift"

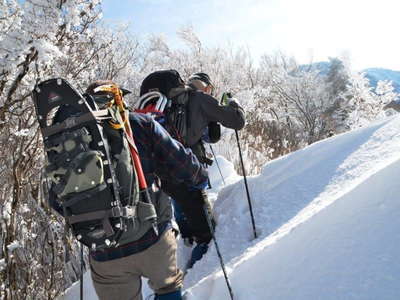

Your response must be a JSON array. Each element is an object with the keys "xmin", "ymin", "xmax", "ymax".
[{"xmin": 63, "ymin": 115, "xmax": 400, "ymax": 300}]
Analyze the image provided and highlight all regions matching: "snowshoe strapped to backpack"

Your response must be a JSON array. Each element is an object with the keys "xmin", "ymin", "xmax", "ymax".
[
  {"xmin": 137, "ymin": 70, "xmax": 191, "ymax": 145},
  {"xmin": 32, "ymin": 78, "xmax": 157, "ymax": 251}
]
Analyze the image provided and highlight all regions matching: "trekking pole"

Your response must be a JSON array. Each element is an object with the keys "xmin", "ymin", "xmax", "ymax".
[
  {"xmin": 209, "ymin": 145, "xmax": 226, "ymax": 185},
  {"xmin": 221, "ymin": 92, "xmax": 257, "ymax": 239},
  {"xmin": 203, "ymin": 204, "xmax": 234, "ymax": 300},
  {"xmin": 80, "ymin": 245, "xmax": 84, "ymax": 300},
  {"xmin": 235, "ymin": 129, "xmax": 257, "ymax": 239}
]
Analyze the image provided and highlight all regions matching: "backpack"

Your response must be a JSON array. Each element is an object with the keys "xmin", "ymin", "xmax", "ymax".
[
  {"xmin": 32, "ymin": 78, "xmax": 157, "ymax": 251},
  {"xmin": 139, "ymin": 69, "xmax": 185, "ymax": 98},
  {"xmin": 137, "ymin": 70, "xmax": 191, "ymax": 145}
]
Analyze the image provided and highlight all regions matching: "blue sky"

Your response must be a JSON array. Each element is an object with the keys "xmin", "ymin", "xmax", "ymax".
[{"xmin": 101, "ymin": 0, "xmax": 400, "ymax": 71}]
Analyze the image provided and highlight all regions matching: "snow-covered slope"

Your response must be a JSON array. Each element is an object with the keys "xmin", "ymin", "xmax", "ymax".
[
  {"xmin": 63, "ymin": 115, "xmax": 400, "ymax": 300},
  {"xmin": 186, "ymin": 115, "xmax": 400, "ymax": 299}
]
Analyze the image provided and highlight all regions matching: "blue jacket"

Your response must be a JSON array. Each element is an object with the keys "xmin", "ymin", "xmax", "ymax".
[{"xmin": 130, "ymin": 113, "xmax": 207, "ymax": 187}]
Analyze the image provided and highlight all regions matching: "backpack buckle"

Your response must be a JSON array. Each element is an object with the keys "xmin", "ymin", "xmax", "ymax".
[
  {"xmin": 122, "ymin": 206, "xmax": 136, "ymax": 218},
  {"xmin": 111, "ymin": 206, "xmax": 136, "ymax": 218}
]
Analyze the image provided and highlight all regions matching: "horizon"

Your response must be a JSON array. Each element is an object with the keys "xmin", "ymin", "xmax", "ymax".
[{"xmin": 101, "ymin": 0, "xmax": 400, "ymax": 72}]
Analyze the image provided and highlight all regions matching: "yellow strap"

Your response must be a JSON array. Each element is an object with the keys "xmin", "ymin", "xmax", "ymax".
[
  {"xmin": 94, "ymin": 84, "xmax": 125, "ymax": 113},
  {"xmin": 114, "ymin": 109, "xmax": 139, "ymax": 155},
  {"xmin": 107, "ymin": 106, "xmax": 126, "ymax": 130},
  {"xmin": 93, "ymin": 83, "xmax": 128, "ymax": 129},
  {"xmin": 108, "ymin": 121, "xmax": 124, "ymax": 130}
]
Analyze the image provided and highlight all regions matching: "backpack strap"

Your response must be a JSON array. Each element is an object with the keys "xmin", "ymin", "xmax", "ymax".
[
  {"xmin": 43, "ymin": 109, "xmax": 110, "ymax": 137},
  {"xmin": 169, "ymin": 86, "xmax": 193, "ymax": 98},
  {"xmin": 62, "ymin": 184, "xmax": 107, "ymax": 208},
  {"xmin": 66, "ymin": 206, "xmax": 137, "ymax": 236}
]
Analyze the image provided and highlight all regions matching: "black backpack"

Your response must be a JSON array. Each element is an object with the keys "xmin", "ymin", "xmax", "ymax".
[
  {"xmin": 137, "ymin": 70, "xmax": 191, "ymax": 145},
  {"xmin": 33, "ymin": 79, "xmax": 156, "ymax": 250},
  {"xmin": 139, "ymin": 69, "xmax": 185, "ymax": 98}
]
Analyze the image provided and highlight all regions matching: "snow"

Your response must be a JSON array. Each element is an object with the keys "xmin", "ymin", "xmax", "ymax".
[
  {"xmin": 0, "ymin": 259, "xmax": 6, "ymax": 272},
  {"xmin": 7, "ymin": 241, "xmax": 21, "ymax": 253},
  {"xmin": 62, "ymin": 115, "xmax": 400, "ymax": 299},
  {"xmin": 61, "ymin": 272, "xmax": 94, "ymax": 300}
]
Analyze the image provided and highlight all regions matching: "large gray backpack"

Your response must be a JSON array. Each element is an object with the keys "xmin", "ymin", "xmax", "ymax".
[{"xmin": 33, "ymin": 78, "xmax": 157, "ymax": 250}]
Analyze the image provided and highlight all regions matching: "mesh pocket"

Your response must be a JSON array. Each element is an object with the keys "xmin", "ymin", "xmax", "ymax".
[{"xmin": 58, "ymin": 151, "xmax": 104, "ymax": 197}]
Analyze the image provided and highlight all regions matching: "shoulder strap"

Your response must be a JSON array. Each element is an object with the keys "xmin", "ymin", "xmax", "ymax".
[{"xmin": 42, "ymin": 109, "xmax": 110, "ymax": 137}]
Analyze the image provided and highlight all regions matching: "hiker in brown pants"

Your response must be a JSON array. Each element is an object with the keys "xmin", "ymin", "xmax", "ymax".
[{"xmin": 85, "ymin": 81, "xmax": 209, "ymax": 300}]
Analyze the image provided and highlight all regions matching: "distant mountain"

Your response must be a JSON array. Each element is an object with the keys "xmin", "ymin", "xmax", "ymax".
[
  {"xmin": 301, "ymin": 61, "xmax": 331, "ymax": 75},
  {"xmin": 303, "ymin": 62, "xmax": 400, "ymax": 93},
  {"xmin": 363, "ymin": 68, "xmax": 400, "ymax": 93}
]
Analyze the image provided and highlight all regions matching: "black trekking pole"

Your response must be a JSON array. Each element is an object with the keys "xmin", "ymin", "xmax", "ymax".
[
  {"xmin": 203, "ymin": 204, "xmax": 234, "ymax": 300},
  {"xmin": 209, "ymin": 145, "xmax": 226, "ymax": 185},
  {"xmin": 235, "ymin": 129, "xmax": 257, "ymax": 239},
  {"xmin": 221, "ymin": 92, "xmax": 257, "ymax": 239},
  {"xmin": 80, "ymin": 244, "xmax": 84, "ymax": 300}
]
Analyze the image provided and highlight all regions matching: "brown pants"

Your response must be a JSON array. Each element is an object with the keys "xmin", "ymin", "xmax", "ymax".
[{"xmin": 90, "ymin": 229, "xmax": 183, "ymax": 300}]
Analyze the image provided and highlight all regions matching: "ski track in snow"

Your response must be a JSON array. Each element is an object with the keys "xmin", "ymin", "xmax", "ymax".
[{"xmin": 63, "ymin": 115, "xmax": 400, "ymax": 300}]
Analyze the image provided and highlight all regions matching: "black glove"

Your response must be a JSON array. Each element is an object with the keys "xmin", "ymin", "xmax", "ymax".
[
  {"xmin": 176, "ymin": 216, "xmax": 194, "ymax": 246},
  {"xmin": 207, "ymin": 122, "xmax": 221, "ymax": 143}
]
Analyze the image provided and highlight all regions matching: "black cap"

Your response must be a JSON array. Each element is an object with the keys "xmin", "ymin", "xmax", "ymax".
[
  {"xmin": 120, "ymin": 88, "xmax": 132, "ymax": 96},
  {"xmin": 86, "ymin": 80, "xmax": 132, "ymax": 96},
  {"xmin": 188, "ymin": 72, "xmax": 213, "ymax": 86}
]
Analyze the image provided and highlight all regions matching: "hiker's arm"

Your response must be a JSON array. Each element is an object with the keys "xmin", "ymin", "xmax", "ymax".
[
  {"xmin": 200, "ymin": 94, "xmax": 245, "ymax": 130},
  {"xmin": 150, "ymin": 119, "xmax": 208, "ymax": 187}
]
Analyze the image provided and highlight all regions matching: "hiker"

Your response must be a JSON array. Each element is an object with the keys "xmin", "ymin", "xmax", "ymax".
[
  {"xmin": 50, "ymin": 80, "xmax": 209, "ymax": 300},
  {"xmin": 139, "ymin": 70, "xmax": 245, "ymax": 269},
  {"xmin": 171, "ymin": 72, "xmax": 222, "ymax": 248},
  {"xmin": 184, "ymin": 72, "xmax": 246, "ymax": 267},
  {"xmin": 187, "ymin": 73, "xmax": 223, "ymax": 145}
]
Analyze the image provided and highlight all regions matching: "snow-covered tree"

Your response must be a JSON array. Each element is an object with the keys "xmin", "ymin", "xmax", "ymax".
[{"xmin": 0, "ymin": 1, "xmax": 117, "ymax": 299}]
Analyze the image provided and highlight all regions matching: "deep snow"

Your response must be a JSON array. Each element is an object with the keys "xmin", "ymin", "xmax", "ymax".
[{"xmin": 63, "ymin": 115, "xmax": 400, "ymax": 300}]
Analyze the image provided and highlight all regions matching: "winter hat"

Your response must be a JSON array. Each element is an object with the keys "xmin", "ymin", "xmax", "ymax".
[{"xmin": 188, "ymin": 72, "xmax": 213, "ymax": 87}]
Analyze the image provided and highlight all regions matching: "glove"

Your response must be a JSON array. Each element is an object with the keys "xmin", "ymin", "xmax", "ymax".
[
  {"xmin": 177, "ymin": 218, "xmax": 194, "ymax": 243},
  {"xmin": 221, "ymin": 92, "xmax": 240, "ymax": 107},
  {"xmin": 227, "ymin": 97, "xmax": 240, "ymax": 108},
  {"xmin": 207, "ymin": 122, "xmax": 221, "ymax": 143}
]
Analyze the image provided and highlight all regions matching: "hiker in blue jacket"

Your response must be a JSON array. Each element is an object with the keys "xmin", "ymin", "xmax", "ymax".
[{"xmin": 51, "ymin": 80, "xmax": 209, "ymax": 300}]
